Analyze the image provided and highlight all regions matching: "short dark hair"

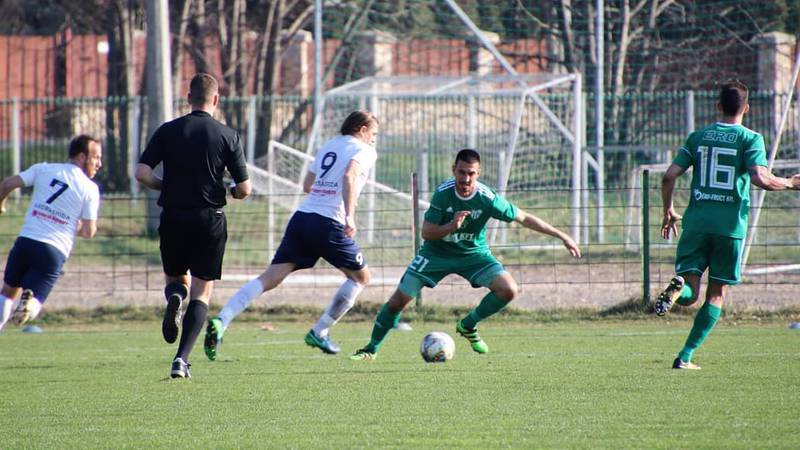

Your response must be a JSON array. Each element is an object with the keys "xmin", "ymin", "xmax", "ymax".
[
  {"xmin": 454, "ymin": 148, "xmax": 480, "ymax": 165},
  {"xmin": 340, "ymin": 110, "xmax": 379, "ymax": 135},
  {"xmin": 189, "ymin": 73, "xmax": 219, "ymax": 106},
  {"xmin": 719, "ymin": 80, "xmax": 748, "ymax": 116},
  {"xmin": 68, "ymin": 134, "xmax": 98, "ymax": 158}
]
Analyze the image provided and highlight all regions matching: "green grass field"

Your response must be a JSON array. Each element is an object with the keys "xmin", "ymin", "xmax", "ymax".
[{"xmin": 2, "ymin": 320, "xmax": 799, "ymax": 449}]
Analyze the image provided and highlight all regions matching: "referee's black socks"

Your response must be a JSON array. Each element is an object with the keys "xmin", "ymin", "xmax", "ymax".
[
  {"xmin": 175, "ymin": 300, "xmax": 208, "ymax": 362},
  {"xmin": 164, "ymin": 282, "xmax": 188, "ymax": 302}
]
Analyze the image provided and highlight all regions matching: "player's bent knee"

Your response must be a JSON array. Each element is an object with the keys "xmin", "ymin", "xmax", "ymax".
[
  {"xmin": 491, "ymin": 280, "xmax": 518, "ymax": 302},
  {"xmin": 496, "ymin": 286, "xmax": 517, "ymax": 302}
]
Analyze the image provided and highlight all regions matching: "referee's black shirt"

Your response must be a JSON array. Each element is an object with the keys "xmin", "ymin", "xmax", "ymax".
[{"xmin": 140, "ymin": 110, "xmax": 249, "ymax": 209}]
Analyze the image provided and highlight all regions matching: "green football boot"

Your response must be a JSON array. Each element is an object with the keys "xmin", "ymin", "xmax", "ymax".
[
  {"xmin": 456, "ymin": 319, "xmax": 489, "ymax": 354},
  {"xmin": 350, "ymin": 347, "xmax": 376, "ymax": 361},
  {"xmin": 204, "ymin": 317, "xmax": 224, "ymax": 361},
  {"xmin": 304, "ymin": 329, "xmax": 341, "ymax": 354}
]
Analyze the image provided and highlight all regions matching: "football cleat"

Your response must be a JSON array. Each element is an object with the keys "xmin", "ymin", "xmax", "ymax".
[
  {"xmin": 170, "ymin": 357, "xmax": 191, "ymax": 378},
  {"xmin": 304, "ymin": 329, "xmax": 341, "ymax": 354},
  {"xmin": 162, "ymin": 294, "xmax": 183, "ymax": 344},
  {"xmin": 349, "ymin": 347, "xmax": 376, "ymax": 361},
  {"xmin": 12, "ymin": 289, "xmax": 39, "ymax": 326},
  {"xmin": 655, "ymin": 275, "xmax": 685, "ymax": 317},
  {"xmin": 204, "ymin": 317, "xmax": 224, "ymax": 361},
  {"xmin": 672, "ymin": 357, "xmax": 701, "ymax": 370},
  {"xmin": 456, "ymin": 319, "xmax": 489, "ymax": 354}
]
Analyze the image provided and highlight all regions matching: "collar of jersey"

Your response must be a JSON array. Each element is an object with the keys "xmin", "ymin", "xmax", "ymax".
[{"xmin": 455, "ymin": 185, "xmax": 478, "ymax": 201}]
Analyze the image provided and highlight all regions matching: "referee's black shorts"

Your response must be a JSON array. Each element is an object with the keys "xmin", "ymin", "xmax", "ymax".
[{"xmin": 158, "ymin": 207, "xmax": 228, "ymax": 280}]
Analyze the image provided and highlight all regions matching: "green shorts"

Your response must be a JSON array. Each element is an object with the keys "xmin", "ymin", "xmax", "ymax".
[
  {"xmin": 398, "ymin": 249, "xmax": 507, "ymax": 298},
  {"xmin": 675, "ymin": 232, "xmax": 743, "ymax": 285}
]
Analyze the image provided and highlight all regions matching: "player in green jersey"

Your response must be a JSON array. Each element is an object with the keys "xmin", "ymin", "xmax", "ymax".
[
  {"xmin": 351, "ymin": 149, "xmax": 582, "ymax": 360},
  {"xmin": 657, "ymin": 80, "xmax": 800, "ymax": 369}
]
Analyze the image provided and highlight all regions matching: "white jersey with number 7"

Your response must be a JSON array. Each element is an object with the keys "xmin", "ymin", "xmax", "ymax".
[{"xmin": 18, "ymin": 162, "xmax": 100, "ymax": 258}]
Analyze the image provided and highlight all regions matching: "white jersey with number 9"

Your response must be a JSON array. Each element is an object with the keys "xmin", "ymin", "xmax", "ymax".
[{"xmin": 297, "ymin": 135, "xmax": 377, "ymax": 225}]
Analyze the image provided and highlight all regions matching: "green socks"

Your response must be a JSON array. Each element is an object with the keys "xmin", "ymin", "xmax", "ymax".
[
  {"xmin": 366, "ymin": 303, "xmax": 401, "ymax": 353},
  {"xmin": 675, "ymin": 284, "xmax": 695, "ymax": 306},
  {"xmin": 678, "ymin": 302, "xmax": 722, "ymax": 363},
  {"xmin": 461, "ymin": 292, "xmax": 509, "ymax": 330}
]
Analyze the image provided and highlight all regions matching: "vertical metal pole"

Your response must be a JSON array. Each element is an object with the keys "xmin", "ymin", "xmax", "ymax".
[
  {"xmin": 145, "ymin": 0, "xmax": 174, "ymax": 234},
  {"xmin": 467, "ymin": 95, "xmax": 477, "ymax": 149},
  {"xmin": 641, "ymin": 169, "xmax": 651, "ymax": 305},
  {"xmin": 497, "ymin": 149, "xmax": 507, "ymax": 244},
  {"xmin": 128, "ymin": 97, "xmax": 141, "ymax": 199},
  {"xmin": 595, "ymin": 0, "xmax": 605, "ymax": 243},
  {"xmin": 267, "ymin": 143, "xmax": 275, "ymax": 258},
  {"xmin": 685, "ymin": 90, "xmax": 695, "ymax": 134},
  {"xmin": 313, "ymin": 0, "xmax": 323, "ymax": 121},
  {"xmin": 418, "ymin": 149, "xmax": 429, "ymax": 206},
  {"xmin": 246, "ymin": 96, "xmax": 256, "ymax": 164},
  {"xmin": 11, "ymin": 98, "xmax": 20, "ymax": 200},
  {"xmin": 572, "ymin": 74, "xmax": 582, "ymax": 242},
  {"xmin": 411, "ymin": 172, "xmax": 422, "ymax": 308},
  {"xmin": 366, "ymin": 166, "xmax": 375, "ymax": 243}
]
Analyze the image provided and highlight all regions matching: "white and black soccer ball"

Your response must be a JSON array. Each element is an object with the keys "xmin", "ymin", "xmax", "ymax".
[{"xmin": 420, "ymin": 331, "xmax": 455, "ymax": 363}]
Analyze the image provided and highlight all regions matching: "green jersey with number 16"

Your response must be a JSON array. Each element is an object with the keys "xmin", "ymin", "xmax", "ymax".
[
  {"xmin": 422, "ymin": 179, "xmax": 518, "ymax": 256},
  {"xmin": 673, "ymin": 122, "xmax": 767, "ymax": 239}
]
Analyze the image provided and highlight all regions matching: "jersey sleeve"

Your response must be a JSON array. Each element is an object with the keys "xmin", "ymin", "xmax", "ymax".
[
  {"xmin": 744, "ymin": 133, "xmax": 767, "ymax": 168},
  {"xmin": 423, "ymin": 188, "xmax": 447, "ymax": 225},
  {"xmin": 225, "ymin": 131, "xmax": 249, "ymax": 183},
  {"xmin": 672, "ymin": 133, "xmax": 695, "ymax": 169},
  {"xmin": 351, "ymin": 145, "xmax": 377, "ymax": 172},
  {"xmin": 81, "ymin": 184, "xmax": 101, "ymax": 221},
  {"xmin": 490, "ymin": 192, "xmax": 518, "ymax": 223},
  {"xmin": 18, "ymin": 163, "xmax": 41, "ymax": 186},
  {"xmin": 139, "ymin": 126, "xmax": 164, "ymax": 168}
]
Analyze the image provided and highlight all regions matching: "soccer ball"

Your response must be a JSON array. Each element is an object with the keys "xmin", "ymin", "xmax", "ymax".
[{"xmin": 420, "ymin": 331, "xmax": 455, "ymax": 363}]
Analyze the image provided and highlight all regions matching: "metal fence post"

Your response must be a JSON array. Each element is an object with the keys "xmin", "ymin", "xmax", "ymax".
[
  {"xmin": 412, "ymin": 172, "xmax": 422, "ymax": 308},
  {"xmin": 11, "ymin": 97, "xmax": 20, "ymax": 200},
  {"xmin": 641, "ymin": 169, "xmax": 651, "ymax": 305},
  {"xmin": 246, "ymin": 96, "xmax": 256, "ymax": 164},
  {"xmin": 366, "ymin": 166, "xmax": 375, "ymax": 243},
  {"xmin": 267, "ymin": 143, "xmax": 275, "ymax": 258}
]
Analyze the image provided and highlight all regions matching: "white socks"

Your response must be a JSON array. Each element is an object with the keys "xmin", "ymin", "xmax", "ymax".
[
  {"xmin": 26, "ymin": 297, "xmax": 42, "ymax": 321},
  {"xmin": 219, "ymin": 278, "xmax": 264, "ymax": 329},
  {"xmin": 0, "ymin": 296, "xmax": 12, "ymax": 331},
  {"xmin": 312, "ymin": 279, "xmax": 364, "ymax": 338}
]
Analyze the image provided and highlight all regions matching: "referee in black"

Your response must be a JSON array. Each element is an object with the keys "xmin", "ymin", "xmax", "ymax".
[{"xmin": 136, "ymin": 73, "xmax": 251, "ymax": 379}]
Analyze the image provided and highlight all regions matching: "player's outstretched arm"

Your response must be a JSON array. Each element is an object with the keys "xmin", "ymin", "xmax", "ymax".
[
  {"xmin": 661, "ymin": 163, "xmax": 687, "ymax": 240},
  {"xmin": 513, "ymin": 209, "xmax": 581, "ymax": 258},
  {"xmin": 0, "ymin": 175, "xmax": 24, "ymax": 215},
  {"xmin": 134, "ymin": 163, "xmax": 163, "ymax": 191},
  {"xmin": 749, "ymin": 165, "xmax": 800, "ymax": 191}
]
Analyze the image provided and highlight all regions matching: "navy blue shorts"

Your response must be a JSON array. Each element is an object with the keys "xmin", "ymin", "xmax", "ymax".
[
  {"xmin": 272, "ymin": 211, "xmax": 366, "ymax": 271},
  {"xmin": 3, "ymin": 237, "xmax": 66, "ymax": 302}
]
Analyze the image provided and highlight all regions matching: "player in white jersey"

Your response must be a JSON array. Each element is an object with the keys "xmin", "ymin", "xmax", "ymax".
[
  {"xmin": 0, "ymin": 135, "xmax": 102, "ymax": 330},
  {"xmin": 204, "ymin": 110, "xmax": 379, "ymax": 359}
]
